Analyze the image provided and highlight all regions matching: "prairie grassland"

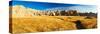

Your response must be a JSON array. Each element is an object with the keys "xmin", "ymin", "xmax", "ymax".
[{"xmin": 10, "ymin": 16, "xmax": 97, "ymax": 33}]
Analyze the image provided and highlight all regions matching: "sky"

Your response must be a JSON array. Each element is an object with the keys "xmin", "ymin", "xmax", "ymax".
[{"xmin": 9, "ymin": 1, "xmax": 97, "ymax": 13}]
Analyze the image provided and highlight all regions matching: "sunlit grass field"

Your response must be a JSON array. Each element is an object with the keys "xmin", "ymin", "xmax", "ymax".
[{"xmin": 10, "ymin": 16, "xmax": 97, "ymax": 33}]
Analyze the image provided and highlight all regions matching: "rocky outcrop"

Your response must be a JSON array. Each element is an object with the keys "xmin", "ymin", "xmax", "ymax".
[{"xmin": 10, "ymin": 5, "xmax": 97, "ymax": 17}]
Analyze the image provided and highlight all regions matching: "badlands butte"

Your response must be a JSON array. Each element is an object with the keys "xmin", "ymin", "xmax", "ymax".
[{"xmin": 9, "ymin": 5, "xmax": 97, "ymax": 33}]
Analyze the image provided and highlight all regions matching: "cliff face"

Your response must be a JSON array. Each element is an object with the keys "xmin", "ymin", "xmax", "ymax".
[
  {"xmin": 10, "ymin": 5, "xmax": 97, "ymax": 18},
  {"xmin": 11, "ymin": 5, "xmax": 42, "ymax": 17}
]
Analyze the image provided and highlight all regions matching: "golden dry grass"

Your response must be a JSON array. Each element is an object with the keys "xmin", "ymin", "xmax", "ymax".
[{"xmin": 10, "ymin": 16, "xmax": 97, "ymax": 33}]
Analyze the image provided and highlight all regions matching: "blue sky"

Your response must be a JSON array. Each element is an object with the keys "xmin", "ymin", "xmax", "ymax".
[
  {"xmin": 9, "ymin": 1, "xmax": 84, "ymax": 10},
  {"xmin": 9, "ymin": 1, "xmax": 97, "ymax": 13}
]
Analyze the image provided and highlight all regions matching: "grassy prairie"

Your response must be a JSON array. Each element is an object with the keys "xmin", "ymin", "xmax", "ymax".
[{"xmin": 10, "ymin": 16, "xmax": 97, "ymax": 33}]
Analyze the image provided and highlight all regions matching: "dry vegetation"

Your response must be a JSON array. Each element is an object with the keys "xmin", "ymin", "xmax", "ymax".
[
  {"xmin": 10, "ymin": 16, "xmax": 97, "ymax": 33},
  {"xmin": 10, "ymin": 5, "xmax": 97, "ymax": 33}
]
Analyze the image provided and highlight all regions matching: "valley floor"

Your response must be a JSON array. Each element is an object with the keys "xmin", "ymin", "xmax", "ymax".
[{"xmin": 9, "ymin": 16, "xmax": 97, "ymax": 33}]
